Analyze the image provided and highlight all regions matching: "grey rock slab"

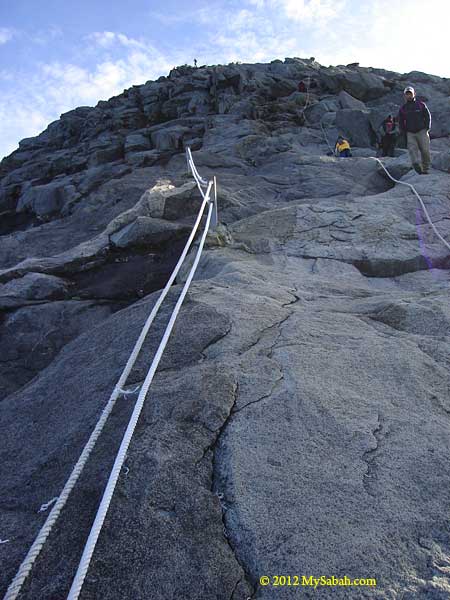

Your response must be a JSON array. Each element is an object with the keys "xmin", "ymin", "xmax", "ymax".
[
  {"xmin": 124, "ymin": 133, "xmax": 152, "ymax": 153},
  {"xmin": 0, "ymin": 299, "xmax": 117, "ymax": 401},
  {"xmin": 427, "ymin": 97, "xmax": 450, "ymax": 138},
  {"xmin": 0, "ymin": 167, "xmax": 167, "ymax": 271},
  {"xmin": 16, "ymin": 181, "xmax": 81, "ymax": 217},
  {"xmin": 215, "ymin": 307, "xmax": 450, "ymax": 598},
  {"xmin": 0, "ymin": 287, "xmax": 255, "ymax": 599},
  {"xmin": 125, "ymin": 149, "xmax": 161, "ymax": 168},
  {"xmin": 335, "ymin": 109, "xmax": 374, "ymax": 147},
  {"xmin": 106, "ymin": 180, "xmax": 201, "ymax": 226},
  {"xmin": 0, "ymin": 233, "xmax": 110, "ymax": 283},
  {"xmin": 0, "ymin": 272, "xmax": 69, "ymax": 309},
  {"xmin": 226, "ymin": 181, "xmax": 450, "ymax": 276},
  {"xmin": 319, "ymin": 67, "xmax": 388, "ymax": 100},
  {"xmin": 432, "ymin": 150, "xmax": 450, "ymax": 173},
  {"xmin": 337, "ymin": 90, "xmax": 366, "ymax": 110},
  {"xmin": 110, "ymin": 216, "xmax": 190, "ymax": 249},
  {"xmin": 151, "ymin": 124, "xmax": 191, "ymax": 151},
  {"xmin": 253, "ymin": 154, "xmax": 389, "ymax": 199}
]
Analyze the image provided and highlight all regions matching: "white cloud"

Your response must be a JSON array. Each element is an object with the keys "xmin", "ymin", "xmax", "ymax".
[
  {"xmin": 0, "ymin": 32, "xmax": 177, "ymax": 160},
  {"xmin": 0, "ymin": 27, "xmax": 14, "ymax": 44},
  {"xmin": 88, "ymin": 31, "xmax": 117, "ymax": 48},
  {"xmin": 309, "ymin": 0, "xmax": 450, "ymax": 76},
  {"xmin": 274, "ymin": 0, "xmax": 345, "ymax": 23}
]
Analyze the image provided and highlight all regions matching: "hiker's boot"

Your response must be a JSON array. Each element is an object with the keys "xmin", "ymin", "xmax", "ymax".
[
  {"xmin": 413, "ymin": 163, "xmax": 422, "ymax": 174},
  {"xmin": 421, "ymin": 165, "xmax": 430, "ymax": 174}
]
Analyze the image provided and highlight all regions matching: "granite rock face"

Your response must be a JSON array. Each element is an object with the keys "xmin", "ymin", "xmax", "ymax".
[{"xmin": 1, "ymin": 58, "xmax": 450, "ymax": 600}]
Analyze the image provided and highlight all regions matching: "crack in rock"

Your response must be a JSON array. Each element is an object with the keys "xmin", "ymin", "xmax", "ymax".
[
  {"xmin": 362, "ymin": 413, "xmax": 385, "ymax": 497},
  {"xmin": 210, "ymin": 381, "xmax": 257, "ymax": 598},
  {"xmin": 239, "ymin": 311, "xmax": 292, "ymax": 356},
  {"xmin": 234, "ymin": 371, "xmax": 284, "ymax": 414},
  {"xmin": 200, "ymin": 322, "xmax": 233, "ymax": 360}
]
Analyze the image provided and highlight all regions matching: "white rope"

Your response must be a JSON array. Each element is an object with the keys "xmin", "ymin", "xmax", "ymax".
[
  {"xmin": 320, "ymin": 117, "xmax": 449, "ymax": 251},
  {"xmin": 187, "ymin": 147, "xmax": 208, "ymax": 187},
  {"xmin": 320, "ymin": 114, "xmax": 334, "ymax": 153},
  {"xmin": 303, "ymin": 76, "xmax": 311, "ymax": 113},
  {"xmin": 67, "ymin": 185, "xmax": 214, "ymax": 600},
  {"xmin": 38, "ymin": 498, "xmax": 58, "ymax": 514},
  {"xmin": 3, "ymin": 178, "xmax": 212, "ymax": 600},
  {"xmin": 370, "ymin": 157, "xmax": 450, "ymax": 252}
]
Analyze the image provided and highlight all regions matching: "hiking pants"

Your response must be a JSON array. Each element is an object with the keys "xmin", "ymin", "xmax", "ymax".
[
  {"xmin": 407, "ymin": 129, "xmax": 431, "ymax": 170},
  {"xmin": 381, "ymin": 134, "xmax": 396, "ymax": 157}
]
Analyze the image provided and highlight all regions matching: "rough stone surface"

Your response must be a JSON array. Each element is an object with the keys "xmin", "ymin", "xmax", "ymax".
[{"xmin": 1, "ymin": 58, "xmax": 450, "ymax": 600}]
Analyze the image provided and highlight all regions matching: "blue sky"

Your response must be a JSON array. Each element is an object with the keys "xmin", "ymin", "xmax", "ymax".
[{"xmin": 1, "ymin": 0, "xmax": 448, "ymax": 160}]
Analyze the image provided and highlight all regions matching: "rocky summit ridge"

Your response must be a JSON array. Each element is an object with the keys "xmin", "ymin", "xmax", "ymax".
[{"xmin": 1, "ymin": 57, "xmax": 450, "ymax": 599}]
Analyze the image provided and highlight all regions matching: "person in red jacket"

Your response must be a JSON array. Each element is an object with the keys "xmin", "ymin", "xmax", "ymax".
[{"xmin": 398, "ymin": 86, "xmax": 432, "ymax": 174}]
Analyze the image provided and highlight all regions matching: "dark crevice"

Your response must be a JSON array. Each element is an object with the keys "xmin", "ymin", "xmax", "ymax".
[
  {"xmin": 210, "ymin": 381, "xmax": 257, "ymax": 598},
  {"xmin": 234, "ymin": 372, "xmax": 284, "ymax": 414},
  {"xmin": 195, "ymin": 381, "xmax": 240, "ymax": 468},
  {"xmin": 353, "ymin": 254, "xmax": 450, "ymax": 278},
  {"xmin": 230, "ymin": 578, "xmax": 241, "ymax": 600},
  {"xmin": 362, "ymin": 413, "xmax": 385, "ymax": 497},
  {"xmin": 281, "ymin": 292, "xmax": 301, "ymax": 307},
  {"xmin": 200, "ymin": 323, "xmax": 233, "ymax": 359},
  {"xmin": 238, "ymin": 311, "xmax": 292, "ymax": 356}
]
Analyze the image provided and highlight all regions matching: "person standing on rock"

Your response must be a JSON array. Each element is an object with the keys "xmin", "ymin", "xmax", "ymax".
[
  {"xmin": 398, "ymin": 86, "xmax": 431, "ymax": 174},
  {"xmin": 378, "ymin": 115, "xmax": 398, "ymax": 157},
  {"xmin": 335, "ymin": 135, "xmax": 352, "ymax": 157}
]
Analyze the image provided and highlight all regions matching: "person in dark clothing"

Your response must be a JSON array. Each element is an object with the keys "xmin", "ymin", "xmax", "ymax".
[
  {"xmin": 398, "ymin": 86, "xmax": 432, "ymax": 174},
  {"xmin": 378, "ymin": 115, "xmax": 398, "ymax": 157},
  {"xmin": 298, "ymin": 80, "xmax": 307, "ymax": 93}
]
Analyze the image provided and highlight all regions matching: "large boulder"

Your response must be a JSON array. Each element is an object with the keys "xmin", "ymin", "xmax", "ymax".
[
  {"xmin": 428, "ymin": 97, "xmax": 450, "ymax": 138},
  {"xmin": 0, "ymin": 272, "xmax": 69, "ymax": 310},
  {"xmin": 432, "ymin": 150, "xmax": 450, "ymax": 173},
  {"xmin": 0, "ymin": 300, "xmax": 116, "ymax": 401},
  {"xmin": 16, "ymin": 180, "xmax": 81, "ymax": 217},
  {"xmin": 124, "ymin": 132, "xmax": 152, "ymax": 154},
  {"xmin": 337, "ymin": 90, "xmax": 366, "ymax": 110},
  {"xmin": 304, "ymin": 97, "xmax": 339, "ymax": 124},
  {"xmin": 151, "ymin": 125, "xmax": 191, "ymax": 151},
  {"xmin": 110, "ymin": 216, "xmax": 190, "ymax": 249},
  {"xmin": 139, "ymin": 181, "xmax": 202, "ymax": 220},
  {"xmin": 335, "ymin": 109, "xmax": 374, "ymax": 147},
  {"xmin": 320, "ymin": 67, "xmax": 388, "ymax": 100}
]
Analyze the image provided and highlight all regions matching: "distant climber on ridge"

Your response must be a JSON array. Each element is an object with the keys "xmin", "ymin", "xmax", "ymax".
[
  {"xmin": 398, "ymin": 86, "xmax": 431, "ymax": 174},
  {"xmin": 335, "ymin": 135, "xmax": 352, "ymax": 157},
  {"xmin": 377, "ymin": 115, "xmax": 398, "ymax": 157}
]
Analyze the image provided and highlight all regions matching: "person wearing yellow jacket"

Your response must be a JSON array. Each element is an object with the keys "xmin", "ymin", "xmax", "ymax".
[{"xmin": 334, "ymin": 135, "xmax": 352, "ymax": 157}]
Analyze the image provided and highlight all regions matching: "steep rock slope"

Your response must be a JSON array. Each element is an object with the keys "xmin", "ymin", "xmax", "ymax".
[{"xmin": 1, "ymin": 58, "xmax": 450, "ymax": 599}]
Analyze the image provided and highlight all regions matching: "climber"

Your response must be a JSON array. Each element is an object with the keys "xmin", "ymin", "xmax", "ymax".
[
  {"xmin": 377, "ymin": 115, "xmax": 398, "ymax": 157},
  {"xmin": 398, "ymin": 86, "xmax": 431, "ymax": 174},
  {"xmin": 335, "ymin": 135, "xmax": 352, "ymax": 157},
  {"xmin": 298, "ymin": 80, "xmax": 307, "ymax": 93},
  {"xmin": 194, "ymin": 58, "xmax": 198, "ymax": 68}
]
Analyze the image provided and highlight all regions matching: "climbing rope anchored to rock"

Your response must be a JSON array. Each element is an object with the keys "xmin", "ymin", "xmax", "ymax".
[
  {"xmin": 370, "ymin": 157, "xmax": 450, "ymax": 253},
  {"xmin": 3, "ymin": 150, "xmax": 218, "ymax": 600},
  {"xmin": 319, "ymin": 111, "xmax": 449, "ymax": 253}
]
